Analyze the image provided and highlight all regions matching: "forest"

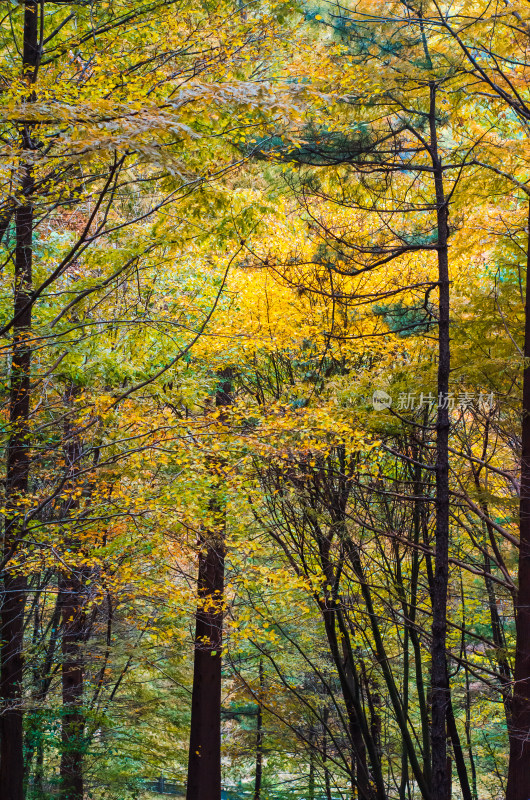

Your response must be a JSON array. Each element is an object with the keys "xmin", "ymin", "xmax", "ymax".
[{"xmin": 0, "ymin": 1, "xmax": 529, "ymax": 799}]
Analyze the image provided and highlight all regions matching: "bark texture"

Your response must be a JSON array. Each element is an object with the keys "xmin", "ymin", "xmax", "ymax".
[
  {"xmin": 185, "ymin": 529, "xmax": 225, "ymax": 800},
  {"xmin": 429, "ymin": 81, "xmax": 451, "ymax": 800},
  {"xmin": 0, "ymin": 5, "xmax": 40, "ymax": 796},
  {"xmin": 186, "ymin": 372, "xmax": 231, "ymax": 800},
  {"xmin": 59, "ymin": 571, "xmax": 86, "ymax": 800},
  {"xmin": 506, "ymin": 199, "xmax": 530, "ymax": 800}
]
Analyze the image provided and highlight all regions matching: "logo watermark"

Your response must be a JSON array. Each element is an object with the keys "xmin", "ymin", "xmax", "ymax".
[
  {"xmin": 372, "ymin": 390, "xmax": 495, "ymax": 412},
  {"xmin": 372, "ymin": 390, "xmax": 392, "ymax": 410}
]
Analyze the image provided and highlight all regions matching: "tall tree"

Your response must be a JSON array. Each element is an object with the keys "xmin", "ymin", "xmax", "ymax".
[
  {"xmin": 186, "ymin": 370, "xmax": 233, "ymax": 800},
  {"xmin": 401, "ymin": 6, "xmax": 530, "ymax": 793},
  {"xmin": 0, "ymin": 0, "xmax": 291, "ymax": 791},
  {"xmin": 0, "ymin": 2, "xmax": 40, "ymax": 796},
  {"xmin": 508, "ymin": 199, "xmax": 530, "ymax": 799}
]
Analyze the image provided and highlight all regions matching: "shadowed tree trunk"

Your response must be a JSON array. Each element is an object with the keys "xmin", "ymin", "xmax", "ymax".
[
  {"xmin": 253, "ymin": 658, "xmax": 264, "ymax": 800},
  {"xmin": 308, "ymin": 736, "xmax": 315, "ymax": 800},
  {"xmin": 506, "ymin": 199, "xmax": 530, "ymax": 800},
  {"xmin": 59, "ymin": 569, "xmax": 87, "ymax": 800},
  {"xmin": 59, "ymin": 384, "xmax": 86, "ymax": 800},
  {"xmin": 24, "ymin": 590, "xmax": 61, "ymax": 799},
  {"xmin": 428, "ymin": 81, "xmax": 451, "ymax": 800},
  {"xmin": 186, "ymin": 537, "xmax": 225, "ymax": 800},
  {"xmin": 186, "ymin": 370, "xmax": 232, "ymax": 800},
  {"xmin": 320, "ymin": 596, "xmax": 381, "ymax": 800},
  {"xmin": 0, "ymin": 4, "xmax": 40, "ymax": 798},
  {"xmin": 322, "ymin": 702, "xmax": 332, "ymax": 800}
]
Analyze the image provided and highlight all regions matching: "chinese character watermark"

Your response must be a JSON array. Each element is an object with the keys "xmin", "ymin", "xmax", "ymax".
[{"xmin": 372, "ymin": 389, "xmax": 495, "ymax": 412}]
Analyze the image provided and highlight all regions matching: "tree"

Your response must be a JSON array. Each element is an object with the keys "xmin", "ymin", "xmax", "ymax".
[{"xmin": 186, "ymin": 369, "xmax": 232, "ymax": 800}]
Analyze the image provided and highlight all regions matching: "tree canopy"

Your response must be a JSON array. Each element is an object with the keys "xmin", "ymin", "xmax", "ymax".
[{"xmin": 0, "ymin": 1, "xmax": 529, "ymax": 800}]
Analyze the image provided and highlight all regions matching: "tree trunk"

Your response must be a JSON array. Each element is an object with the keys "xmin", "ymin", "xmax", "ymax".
[
  {"xmin": 253, "ymin": 659, "xmax": 264, "ymax": 800},
  {"xmin": 186, "ymin": 372, "xmax": 232, "ymax": 800},
  {"xmin": 429, "ymin": 81, "xmax": 451, "ymax": 800},
  {"xmin": 186, "ymin": 534, "xmax": 225, "ymax": 800},
  {"xmin": 59, "ymin": 384, "xmax": 86, "ymax": 800},
  {"xmin": 506, "ymin": 198, "xmax": 530, "ymax": 800},
  {"xmin": 59, "ymin": 571, "xmax": 86, "ymax": 800},
  {"xmin": 445, "ymin": 682, "xmax": 472, "ymax": 800},
  {"xmin": 320, "ymin": 604, "xmax": 378, "ymax": 800},
  {"xmin": 25, "ymin": 588, "xmax": 61, "ymax": 797},
  {"xmin": 308, "ymin": 728, "xmax": 315, "ymax": 800},
  {"xmin": 323, "ymin": 703, "xmax": 332, "ymax": 800},
  {"xmin": 0, "ymin": 6, "xmax": 40, "ymax": 797}
]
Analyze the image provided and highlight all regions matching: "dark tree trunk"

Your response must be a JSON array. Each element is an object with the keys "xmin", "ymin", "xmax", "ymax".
[
  {"xmin": 186, "ymin": 372, "xmax": 232, "ymax": 800},
  {"xmin": 344, "ymin": 541, "xmax": 427, "ymax": 799},
  {"xmin": 0, "ymin": 6, "xmax": 40, "ymax": 796},
  {"xmin": 308, "ymin": 727, "xmax": 315, "ymax": 800},
  {"xmin": 0, "ymin": 572, "xmax": 28, "ymax": 800},
  {"xmin": 25, "ymin": 592, "xmax": 61, "ymax": 799},
  {"xmin": 186, "ymin": 534, "xmax": 225, "ymax": 800},
  {"xmin": 428, "ymin": 81, "xmax": 451, "ymax": 800},
  {"xmin": 506, "ymin": 198, "xmax": 530, "ymax": 800},
  {"xmin": 59, "ymin": 571, "xmax": 86, "ymax": 800},
  {"xmin": 445, "ymin": 682, "xmax": 472, "ymax": 800},
  {"xmin": 323, "ymin": 703, "xmax": 332, "ymax": 800},
  {"xmin": 59, "ymin": 385, "xmax": 86, "ymax": 800},
  {"xmin": 411, "ymin": 455, "xmax": 431, "ymax": 785},
  {"xmin": 320, "ymin": 604, "xmax": 379, "ymax": 800},
  {"xmin": 471, "ymin": 466, "xmax": 513, "ymax": 726},
  {"xmin": 463, "ymin": 656, "xmax": 478, "ymax": 800},
  {"xmin": 253, "ymin": 659, "xmax": 264, "ymax": 800}
]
